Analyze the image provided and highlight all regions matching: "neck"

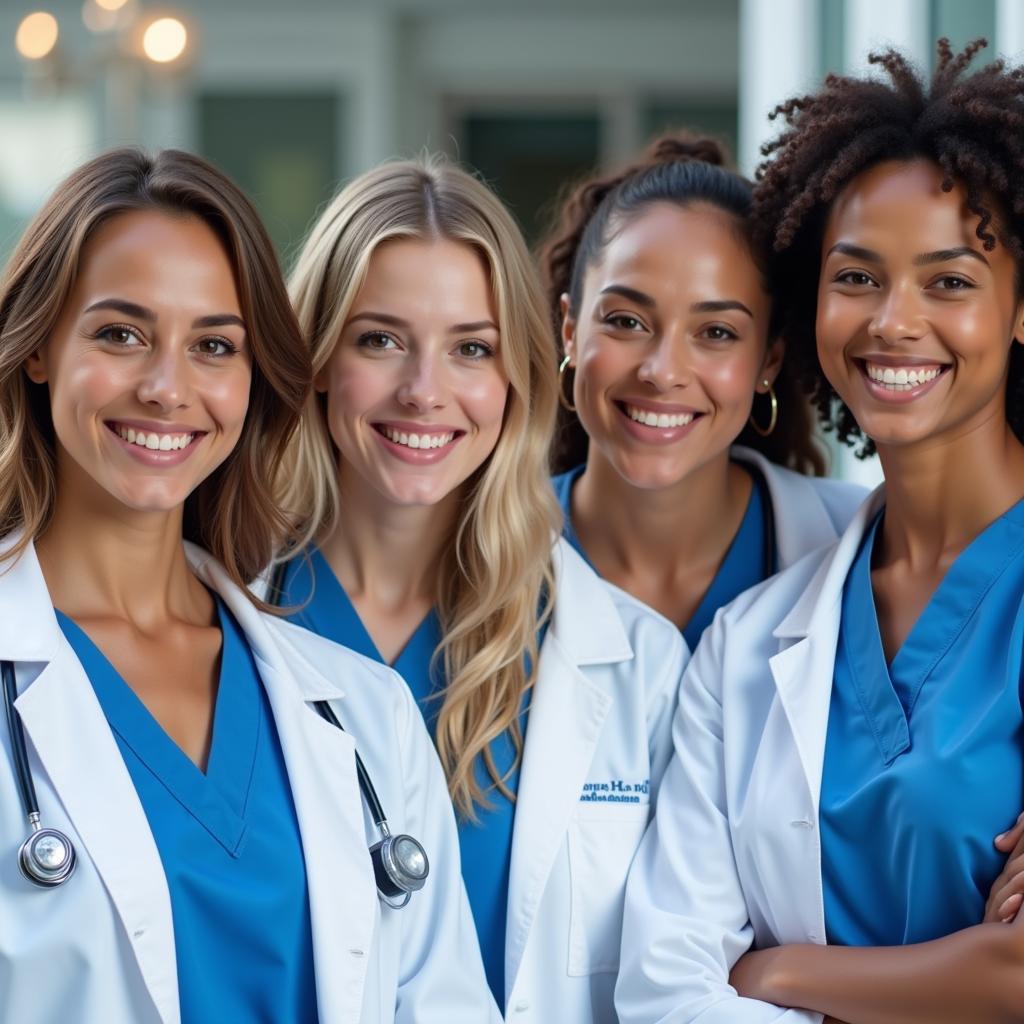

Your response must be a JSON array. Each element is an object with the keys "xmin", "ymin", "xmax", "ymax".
[
  {"xmin": 875, "ymin": 407, "xmax": 1024, "ymax": 568},
  {"xmin": 572, "ymin": 447, "xmax": 749, "ymax": 575},
  {"xmin": 318, "ymin": 475, "xmax": 458, "ymax": 609},
  {"xmin": 35, "ymin": 479, "xmax": 202, "ymax": 628}
]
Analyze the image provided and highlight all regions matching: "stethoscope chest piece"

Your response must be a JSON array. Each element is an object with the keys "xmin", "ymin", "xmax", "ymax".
[
  {"xmin": 369, "ymin": 829, "xmax": 429, "ymax": 909},
  {"xmin": 19, "ymin": 822, "xmax": 76, "ymax": 887}
]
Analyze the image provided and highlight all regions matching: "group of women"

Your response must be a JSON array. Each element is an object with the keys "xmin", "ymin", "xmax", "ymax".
[{"xmin": 2, "ymin": 34, "xmax": 1023, "ymax": 1024}]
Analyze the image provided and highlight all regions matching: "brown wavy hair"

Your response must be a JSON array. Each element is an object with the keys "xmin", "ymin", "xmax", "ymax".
[
  {"xmin": 751, "ymin": 38, "xmax": 1024, "ymax": 456},
  {"xmin": 540, "ymin": 132, "xmax": 825, "ymax": 475},
  {"xmin": 0, "ymin": 148, "xmax": 311, "ymax": 594}
]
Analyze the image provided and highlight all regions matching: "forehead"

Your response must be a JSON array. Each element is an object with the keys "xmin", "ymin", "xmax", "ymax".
[
  {"xmin": 71, "ymin": 209, "xmax": 241, "ymax": 312},
  {"xmin": 594, "ymin": 202, "xmax": 763, "ymax": 290},
  {"xmin": 824, "ymin": 159, "xmax": 1006, "ymax": 258},
  {"xmin": 357, "ymin": 237, "xmax": 495, "ymax": 316}
]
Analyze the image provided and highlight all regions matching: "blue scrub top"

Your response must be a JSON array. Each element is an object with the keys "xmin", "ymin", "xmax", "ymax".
[
  {"xmin": 552, "ymin": 462, "xmax": 771, "ymax": 650},
  {"xmin": 820, "ymin": 501, "xmax": 1024, "ymax": 945},
  {"xmin": 57, "ymin": 602, "xmax": 318, "ymax": 1023},
  {"xmin": 279, "ymin": 548, "xmax": 524, "ymax": 1006}
]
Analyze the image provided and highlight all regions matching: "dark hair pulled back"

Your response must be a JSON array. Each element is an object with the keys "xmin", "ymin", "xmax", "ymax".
[
  {"xmin": 540, "ymin": 132, "xmax": 824, "ymax": 474},
  {"xmin": 751, "ymin": 38, "xmax": 1024, "ymax": 456}
]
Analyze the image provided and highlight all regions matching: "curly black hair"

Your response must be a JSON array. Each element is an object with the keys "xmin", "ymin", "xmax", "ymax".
[
  {"xmin": 752, "ymin": 38, "xmax": 1024, "ymax": 456},
  {"xmin": 539, "ymin": 132, "xmax": 825, "ymax": 475}
]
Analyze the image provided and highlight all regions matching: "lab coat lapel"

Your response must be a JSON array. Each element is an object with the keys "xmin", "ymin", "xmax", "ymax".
[
  {"xmin": 768, "ymin": 489, "xmax": 884, "ymax": 818},
  {"xmin": 504, "ymin": 541, "xmax": 631, "ymax": 1002},
  {"xmin": 732, "ymin": 446, "xmax": 840, "ymax": 568},
  {"xmin": 213, "ymin": 575, "xmax": 378, "ymax": 1024},
  {"xmin": 15, "ymin": 643, "xmax": 180, "ymax": 1024}
]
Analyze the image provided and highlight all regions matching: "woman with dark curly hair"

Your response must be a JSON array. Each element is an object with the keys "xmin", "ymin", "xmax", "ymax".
[
  {"xmin": 617, "ymin": 41, "xmax": 1024, "ymax": 1024},
  {"xmin": 541, "ymin": 134, "xmax": 863, "ymax": 657}
]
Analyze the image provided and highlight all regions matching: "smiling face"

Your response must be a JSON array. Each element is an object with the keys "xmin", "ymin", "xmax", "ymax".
[
  {"xmin": 817, "ymin": 159, "xmax": 1024, "ymax": 452},
  {"xmin": 316, "ymin": 236, "xmax": 510, "ymax": 510},
  {"xmin": 24, "ymin": 209, "xmax": 252, "ymax": 515},
  {"xmin": 563, "ymin": 202, "xmax": 779, "ymax": 490}
]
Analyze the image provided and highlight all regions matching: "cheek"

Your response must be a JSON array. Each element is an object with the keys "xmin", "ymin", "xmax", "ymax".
[
  {"xmin": 576, "ymin": 338, "xmax": 634, "ymax": 394},
  {"xmin": 205, "ymin": 370, "xmax": 252, "ymax": 432},
  {"xmin": 324, "ymin": 358, "xmax": 393, "ymax": 429},
  {"xmin": 460, "ymin": 369, "xmax": 510, "ymax": 433},
  {"xmin": 48, "ymin": 356, "xmax": 130, "ymax": 425},
  {"xmin": 697, "ymin": 347, "xmax": 763, "ymax": 407}
]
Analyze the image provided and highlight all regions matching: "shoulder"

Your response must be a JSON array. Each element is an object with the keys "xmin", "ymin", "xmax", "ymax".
[{"xmin": 758, "ymin": 457, "xmax": 868, "ymax": 527}]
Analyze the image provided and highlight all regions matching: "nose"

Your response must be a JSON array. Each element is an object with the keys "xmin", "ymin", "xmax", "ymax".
[
  {"xmin": 135, "ymin": 345, "xmax": 191, "ymax": 411},
  {"xmin": 637, "ymin": 332, "xmax": 690, "ymax": 392},
  {"xmin": 396, "ymin": 350, "xmax": 447, "ymax": 411},
  {"xmin": 869, "ymin": 281, "xmax": 926, "ymax": 346}
]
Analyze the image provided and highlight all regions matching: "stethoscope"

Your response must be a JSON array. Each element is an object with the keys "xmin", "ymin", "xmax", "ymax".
[
  {"xmin": 749, "ymin": 462, "xmax": 778, "ymax": 581},
  {"xmin": 268, "ymin": 560, "xmax": 430, "ymax": 909},
  {"xmin": 2, "ymin": 575, "xmax": 430, "ymax": 909}
]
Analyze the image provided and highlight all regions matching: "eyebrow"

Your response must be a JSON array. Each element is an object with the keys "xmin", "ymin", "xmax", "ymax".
[
  {"xmin": 600, "ymin": 285, "xmax": 656, "ymax": 308},
  {"xmin": 691, "ymin": 299, "xmax": 754, "ymax": 318},
  {"xmin": 827, "ymin": 242, "xmax": 990, "ymax": 268},
  {"xmin": 913, "ymin": 246, "xmax": 990, "ymax": 267},
  {"xmin": 600, "ymin": 286, "xmax": 752, "ymax": 318},
  {"xmin": 347, "ymin": 311, "xmax": 498, "ymax": 333},
  {"xmin": 83, "ymin": 299, "xmax": 245, "ymax": 330}
]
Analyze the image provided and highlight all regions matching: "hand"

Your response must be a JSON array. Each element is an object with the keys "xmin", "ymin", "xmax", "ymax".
[{"xmin": 985, "ymin": 811, "xmax": 1024, "ymax": 924}]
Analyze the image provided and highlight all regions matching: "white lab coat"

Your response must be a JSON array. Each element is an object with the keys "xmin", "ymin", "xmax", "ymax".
[
  {"xmin": 0, "ymin": 537, "xmax": 499, "ymax": 1024},
  {"xmin": 505, "ymin": 459, "xmax": 866, "ymax": 1024},
  {"xmin": 615, "ymin": 487, "xmax": 886, "ymax": 1024}
]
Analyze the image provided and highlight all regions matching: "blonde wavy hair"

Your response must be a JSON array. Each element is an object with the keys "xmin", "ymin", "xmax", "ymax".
[{"xmin": 282, "ymin": 157, "xmax": 560, "ymax": 818}]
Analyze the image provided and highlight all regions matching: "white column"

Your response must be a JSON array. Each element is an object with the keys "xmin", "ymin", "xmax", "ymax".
[
  {"xmin": 843, "ymin": 0, "xmax": 930, "ymax": 74},
  {"xmin": 996, "ymin": 0, "xmax": 1024, "ymax": 60},
  {"xmin": 738, "ymin": 0, "xmax": 820, "ymax": 176}
]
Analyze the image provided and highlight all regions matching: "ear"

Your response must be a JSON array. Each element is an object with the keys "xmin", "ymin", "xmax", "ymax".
[
  {"xmin": 559, "ymin": 293, "xmax": 577, "ymax": 364},
  {"xmin": 313, "ymin": 362, "xmax": 329, "ymax": 395},
  {"xmin": 757, "ymin": 338, "xmax": 785, "ymax": 391},
  {"xmin": 1012, "ymin": 298, "xmax": 1024, "ymax": 349},
  {"xmin": 23, "ymin": 349, "xmax": 48, "ymax": 385}
]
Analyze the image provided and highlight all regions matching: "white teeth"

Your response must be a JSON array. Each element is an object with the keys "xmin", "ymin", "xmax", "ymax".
[
  {"xmin": 625, "ymin": 404, "xmax": 694, "ymax": 429},
  {"xmin": 113, "ymin": 424, "xmax": 195, "ymax": 451},
  {"xmin": 381, "ymin": 427, "xmax": 455, "ymax": 450},
  {"xmin": 865, "ymin": 363, "xmax": 942, "ymax": 392}
]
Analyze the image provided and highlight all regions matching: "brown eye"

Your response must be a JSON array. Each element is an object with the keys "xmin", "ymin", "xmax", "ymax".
[{"xmin": 96, "ymin": 324, "xmax": 142, "ymax": 346}]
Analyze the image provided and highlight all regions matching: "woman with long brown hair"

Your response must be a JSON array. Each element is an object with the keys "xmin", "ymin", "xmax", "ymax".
[{"xmin": 0, "ymin": 148, "xmax": 495, "ymax": 1023}]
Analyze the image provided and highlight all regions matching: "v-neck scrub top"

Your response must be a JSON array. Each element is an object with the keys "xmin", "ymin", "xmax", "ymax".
[
  {"xmin": 552, "ymin": 462, "xmax": 771, "ymax": 651},
  {"xmin": 279, "ymin": 548, "xmax": 523, "ymax": 1007},
  {"xmin": 56, "ymin": 601, "xmax": 319, "ymax": 1023},
  {"xmin": 820, "ymin": 501, "xmax": 1024, "ymax": 946}
]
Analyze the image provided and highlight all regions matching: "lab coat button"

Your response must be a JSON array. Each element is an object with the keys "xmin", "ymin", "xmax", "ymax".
[
  {"xmin": 132, "ymin": 928, "xmax": 145, "ymax": 940},
  {"xmin": 790, "ymin": 819, "xmax": 814, "ymax": 829},
  {"xmin": 349, "ymin": 948, "xmax": 365, "ymax": 957},
  {"xmin": 513, "ymin": 999, "xmax": 529, "ymax": 1012}
]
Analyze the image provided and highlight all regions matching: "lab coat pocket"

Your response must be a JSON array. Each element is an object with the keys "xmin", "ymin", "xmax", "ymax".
[{"xmin": 566, "ymin": 803, "xmax": 650, "ymax": 976}]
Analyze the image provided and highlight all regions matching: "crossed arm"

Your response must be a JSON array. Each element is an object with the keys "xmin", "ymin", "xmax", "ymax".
[{"xmin": 729, "ymin": 817, "xmax": 1024, "ymax": 1024}]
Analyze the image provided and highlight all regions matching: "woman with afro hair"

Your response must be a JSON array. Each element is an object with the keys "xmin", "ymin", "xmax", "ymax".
[{"xmin": 617, "ymin": 40, "xmax": 1024, "ymax": 1024}]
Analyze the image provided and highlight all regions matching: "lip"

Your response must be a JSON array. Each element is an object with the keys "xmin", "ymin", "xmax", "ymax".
[
  {"xmin": 370, "ymin": 422, "xmax": 465, "ymax": 465},
  {"xmin": 854, "ymin": 358, "xmax": 950, "ymax": 404},
  {"xmin": 105, "ymin": 421, "xmax": 206, "ymax": 467},
  {"xmin": 614, "ymin": 400, "xmax": 703, "ymax": 445},
  {"xmin": 857, "ymin": 353, "xmax": 953, "ymax": 368}
]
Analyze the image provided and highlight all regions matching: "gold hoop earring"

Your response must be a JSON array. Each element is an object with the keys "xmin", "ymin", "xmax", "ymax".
[
  {"xmin": 558, "ymin": 355, "xmax": 576, "ymax": 413},
  {"xmin": 749, "ymin": 379, "xmax": 778, "ymax": 437}
]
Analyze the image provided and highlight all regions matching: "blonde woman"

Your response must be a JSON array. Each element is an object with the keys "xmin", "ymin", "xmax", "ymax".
[{"xmin": 272, "ymin": 157, "xmax": 685, "ymax": 1023}]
